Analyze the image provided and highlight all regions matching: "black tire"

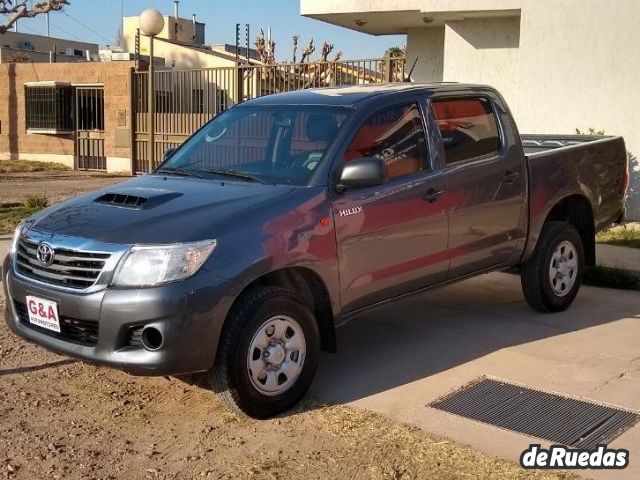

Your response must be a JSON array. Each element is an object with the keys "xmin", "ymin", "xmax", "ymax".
[
  {"xmin": 520, "ymin": 221, "xmax": 585, "ymax": 313},
  {"xmin": 209, "ymin": 286, "xmax": 320, "ymax": 418}
]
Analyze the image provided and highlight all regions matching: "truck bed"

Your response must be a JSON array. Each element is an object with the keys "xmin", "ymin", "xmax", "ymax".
[
  {"xmin": 521, "ymin": 134, "xmax": 609, "ymax": 156},
  {"xmin": 521, "ymin": 133, "xmax": 628, "ymax": 260}
]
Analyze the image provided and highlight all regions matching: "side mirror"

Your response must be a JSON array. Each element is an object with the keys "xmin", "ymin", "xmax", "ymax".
[
  {"xmin": 337, "ymin": 157, "xmax": 385, "ymax": 191},
  {"xmin": 163, "ymin": 147, "xmax": 176, "ymax": 162}
]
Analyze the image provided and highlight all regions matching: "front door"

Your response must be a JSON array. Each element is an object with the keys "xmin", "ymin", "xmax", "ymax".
[
  {"xmin": 74, "ymin": 86, "xmax": 106, "ymax": 170},
  {"xmin": 332, "ymin": 101, "xmax": 449, "ymax": 312},
  {"xmin": 430, "ymin": 95, "xmax": 527, "ymax": 277}
]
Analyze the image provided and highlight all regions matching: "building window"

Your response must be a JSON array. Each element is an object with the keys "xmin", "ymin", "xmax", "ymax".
[
  {"xmin": 25, "ymin": 84, "xmax": 74, "ymax": 133},
  {"xmin": 432, "ymin": 97, "xmax": 501, "ymax": 164}
]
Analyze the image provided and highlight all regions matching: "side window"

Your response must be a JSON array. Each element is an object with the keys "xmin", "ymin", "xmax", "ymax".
[
  {"xmin": 432, "ymin": 97, "xmax": 500, "ymax": 164},
  {"xmin": 344, "ymin": 103, "xmax": 428, "ymax": 180}
]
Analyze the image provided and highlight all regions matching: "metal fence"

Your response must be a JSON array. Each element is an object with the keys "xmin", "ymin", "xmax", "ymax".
[{"xmin": 133, "ymin": 57, "xmax": 406, "ymax": 173}]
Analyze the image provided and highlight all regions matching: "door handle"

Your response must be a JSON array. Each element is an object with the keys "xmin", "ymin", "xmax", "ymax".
[
  {"xmin": 503, "ymin": 170, "xmax": 521, "ymax": 184},
  {"xmin": 424, "ymin": 188, "xmax": 444, "ymax": 203}
]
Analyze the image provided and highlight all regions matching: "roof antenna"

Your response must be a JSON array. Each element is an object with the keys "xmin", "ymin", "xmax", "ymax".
[{"xmin": 404, "ymin": 56, "xmax": 418, "ymax": 82}]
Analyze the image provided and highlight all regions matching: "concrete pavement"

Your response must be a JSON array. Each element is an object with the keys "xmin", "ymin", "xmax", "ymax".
[{"xmin": 311, "ymin": 272, "xmax": 640, "ymax": 480}]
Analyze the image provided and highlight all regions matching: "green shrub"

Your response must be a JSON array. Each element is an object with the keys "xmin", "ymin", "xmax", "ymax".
[
  {"xmin": 0, "ymin": 159, "xmax": 70, "ymax": 173},
  {"xmin": 25, "ymin": 193, "xmax": 48, "ymax": 209}
]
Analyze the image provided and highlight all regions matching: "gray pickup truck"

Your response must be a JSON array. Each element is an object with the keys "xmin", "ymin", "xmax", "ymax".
[{"xmin": 3, "ymin": 83, "xmax": 628, "ymax": 418}]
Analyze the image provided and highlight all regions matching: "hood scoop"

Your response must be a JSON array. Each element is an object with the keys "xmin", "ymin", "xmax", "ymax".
[{"xmin": 95, "ymin": 189, "xmax": 183, "ymax": 209}]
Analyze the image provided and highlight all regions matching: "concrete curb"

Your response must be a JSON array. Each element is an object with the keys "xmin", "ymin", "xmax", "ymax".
[{"xmin": 596, "ymin": 243, "xmax": 640, "ymax": 273}]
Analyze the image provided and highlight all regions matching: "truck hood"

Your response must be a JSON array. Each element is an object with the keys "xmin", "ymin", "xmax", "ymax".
[{"xmin": 28, "ymin": 175, "xmax": 297, "ymax": 244}]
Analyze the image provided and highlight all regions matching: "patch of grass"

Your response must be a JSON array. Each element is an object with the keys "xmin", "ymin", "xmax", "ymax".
[
  {"xmin": 0, "ymin": 206, "xmax": 42, "ymax": 234},
  {"xmin": 24, "ymin": 192, "xmax": 49, "ymax": 209},
  {"xmin": 596, "ymin": 223, "xmax": 640, "ymax": 249},
  {"xmin": 584, "ymin": 265, "xmax": 640, "ymax": 290},
  {"xmin": 0, "ymin": 159, "xmax": 71, "ymax": 173}
]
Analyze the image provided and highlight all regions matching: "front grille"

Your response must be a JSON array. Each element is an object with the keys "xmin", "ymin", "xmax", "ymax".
[
  {"xmin": 15, "ymin": 237, "xmax": 110, "ymax": 289},
  {"xmin": 14, "ymin": 300, "xmax": 99, "ymax": 347}
]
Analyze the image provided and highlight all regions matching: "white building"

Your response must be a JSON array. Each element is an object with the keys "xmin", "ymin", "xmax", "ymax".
[
  {"xmin": 0, "ymin": 30, "xmax": 98, "ymax": 63},
  {"xmin": 301, "ymin": 0, "xmax": 640, "ymax": 218}
]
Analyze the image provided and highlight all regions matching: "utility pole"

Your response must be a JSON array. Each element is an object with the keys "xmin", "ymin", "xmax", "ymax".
[
  {"xmin": 139, "ymin": 9, "xmax": 165, "ymax": 168},
  {"xmin": 245, "ymin": 24, "xmax": 250, "ymax": 63}
]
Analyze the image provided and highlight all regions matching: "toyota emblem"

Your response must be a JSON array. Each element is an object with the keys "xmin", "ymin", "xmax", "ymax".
[{"xmin": 36, "ymin": 242, "xmax": 55, "ymax": 266}]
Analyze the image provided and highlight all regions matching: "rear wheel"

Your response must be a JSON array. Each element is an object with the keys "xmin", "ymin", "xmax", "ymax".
[
  {"xmin": 520, "ymin": 221, "xmax": 584, "ymax": 312},
  {"xmin": 210, "ymin": 286, "xmax": 320, "ymax": 418}
]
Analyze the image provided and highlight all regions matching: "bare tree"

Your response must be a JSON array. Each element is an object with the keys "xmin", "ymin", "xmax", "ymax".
[
  {"xmin": 319, "ymin": 42, "xmax": 334, "ymax": 62},
  {"xmin": 254, "ymin": 29, "xmax": 267, "ymax": 63},
  {"xmin": 300, "ymin": 38, "xmax": 314, "ymax": 63},
  {"xmin": 254, "ymin": 31, "xmax": 347, "ymax": 92},
  {"xmin": 113, "ymin": 24, "xmax": 124, "ymax": 51},
  {"xmin": 0, "ymin": 0, "xmax": 69, "ymax": 34},
  {"xmin": 254, "ymin": 29, "xmax": 276, "ymax": 65}
]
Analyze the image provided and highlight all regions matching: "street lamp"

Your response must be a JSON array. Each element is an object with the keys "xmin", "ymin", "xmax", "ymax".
[{"xmin": 139, "ymin": 8, "xmax": 165, "ymax": 167}]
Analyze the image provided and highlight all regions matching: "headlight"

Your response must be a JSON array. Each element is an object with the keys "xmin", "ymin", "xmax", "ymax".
[
  {"xmin": 10, "ymin": 222, "xmax": 24, "ymax": 257},
  {"xmin": 112, "ymin": 239, "xmax": 217, "ymax": 287}
]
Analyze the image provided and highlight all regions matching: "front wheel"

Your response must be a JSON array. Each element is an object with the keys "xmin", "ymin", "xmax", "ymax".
[
  {"xmin": 520, "ymin": 221, "xmax": 585, "ymax": 313},
  {"xmin": 209, "ymin": 287, "xmax": 320, "ymax": 418}
]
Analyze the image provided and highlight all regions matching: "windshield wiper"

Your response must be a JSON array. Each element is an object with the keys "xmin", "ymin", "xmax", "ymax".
[
  {"xmin": 201, "ymin": 168, "xmax": 267, "ymax": 184},
  {"xmin": 155, "ymin": 167, "xmax": 204, "ymax": 179}
]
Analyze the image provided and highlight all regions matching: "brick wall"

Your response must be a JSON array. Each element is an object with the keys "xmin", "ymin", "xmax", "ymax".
[{"xmin": 0, "ymin": 61, "xmax": 135, "ymax": 171}]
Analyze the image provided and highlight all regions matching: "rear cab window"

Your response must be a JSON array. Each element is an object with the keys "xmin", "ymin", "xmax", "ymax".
[
  {"xmin": 344, "ymin": 102, "xmax": 429, "ymax": 180},
  {"xmin": 431, "ymin": 97, "xmax": 501, "ymax": 165}
]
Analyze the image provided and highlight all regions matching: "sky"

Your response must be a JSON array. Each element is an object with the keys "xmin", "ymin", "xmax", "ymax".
[{"xmin": 9, "ymin": 0, "xmax": 406, "ymax": 60}]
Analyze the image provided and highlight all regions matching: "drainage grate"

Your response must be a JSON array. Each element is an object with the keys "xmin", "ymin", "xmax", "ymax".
[{"xmin": 430, "ymin": 378, "xmax": 639, "ymax": 449}]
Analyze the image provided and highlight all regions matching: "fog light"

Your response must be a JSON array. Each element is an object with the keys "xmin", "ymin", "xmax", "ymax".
[{"xmin": 141, "ymin": 327, "xmax": 163, "ymax": 351}]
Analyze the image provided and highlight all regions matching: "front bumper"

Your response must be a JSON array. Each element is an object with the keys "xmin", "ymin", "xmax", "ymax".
[{"xmin": 3, "ymin": 255, "xmax": 231, "ymax": 376}]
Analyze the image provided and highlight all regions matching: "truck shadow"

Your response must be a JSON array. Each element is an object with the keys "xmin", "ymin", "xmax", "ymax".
[
  {"xmin": 307, "ymin": 272, "xmax": 640, "ymax": 407},
  {"xmin": 0, "ymin": 359, "xmax": 77, "ymax": 377}
]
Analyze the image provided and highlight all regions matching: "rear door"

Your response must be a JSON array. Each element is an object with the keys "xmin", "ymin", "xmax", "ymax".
[
  {"xmin": 332, "ymin": 98, "xmax": 449, "ymax": 312},
  {"xmin": 430, "ymin": 94, "xmax": 527, "ymax": 277}
]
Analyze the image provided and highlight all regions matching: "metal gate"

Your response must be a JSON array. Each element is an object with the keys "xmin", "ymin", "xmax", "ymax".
[
  {"xmin": 75, "ymin": 86, "xmax": 106, "ymax": 170},
  {"xmin": 132, "ymin": 58, "xmax": 406, "ymax": 173}
]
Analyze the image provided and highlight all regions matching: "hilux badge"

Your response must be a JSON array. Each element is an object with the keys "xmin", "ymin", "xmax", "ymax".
[
  {"xmin": 36, "ymin": 243, "xmax": 55, "ymax": 266},
  {"xmin": 339, "ymin": 206, "xmax": 363, "ymax": 217}
]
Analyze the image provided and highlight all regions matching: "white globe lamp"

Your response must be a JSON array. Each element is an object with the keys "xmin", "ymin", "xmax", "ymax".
[{"xmin": 139, "ymin": 8, "xmax": 165, "ymax": 36}]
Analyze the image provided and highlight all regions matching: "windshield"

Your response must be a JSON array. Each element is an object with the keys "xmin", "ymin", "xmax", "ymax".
[{"xmin": 157, "ymin": 105, "xmax": 350, "ymax": 186}]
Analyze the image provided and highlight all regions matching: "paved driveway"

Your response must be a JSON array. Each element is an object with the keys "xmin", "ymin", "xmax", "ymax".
[{"xmin": 311, "ymin": 272, "xmax": 640, "ymax": 480}]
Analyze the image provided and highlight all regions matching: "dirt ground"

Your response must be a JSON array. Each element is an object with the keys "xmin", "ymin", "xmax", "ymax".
[
  {"xmin": 0, "ymin": 299, "xmax": 578, "ymax": 480},
  {"xmin": 0, "ymin": 171, "xmax": 577, "ymax": 479},
  {"xmin": 0, "ymin": 172, "xmax": 127, "ymax": 206}
]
